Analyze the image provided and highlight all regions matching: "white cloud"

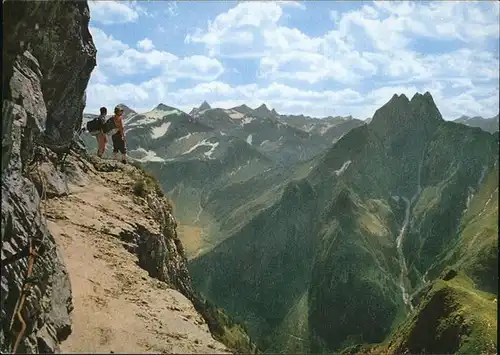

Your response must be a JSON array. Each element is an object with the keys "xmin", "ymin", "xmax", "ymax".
[
  {"xmin": 89, "ymin": 66, "xmax": 108, "ymax": 85},
  {"xmin": 185, "ymin": 2, "xmax": 284, "ymax": 56},
  {"xmin": 174, "ymin": 56, "xmax": 225, "ymax": 81},
  {"xmin": 90, "ymin": 27, "xmax": 224, "ymax": 80},
  {"xmin": 165, "ymin": 81, "xmax": 386, "ymax": 118},
  {"xmin": 259, "ymin": 50, "xmax": 377, "ymax": 84},
  {"xmin": 87, "ymin": 2, "xmax": 499, "ymax": 120},
  {"xmin": 86, "ymin": 77, "xmax": 498, "ymax": 121},
  {"xmin": 86, "ymin": 76, "xmax": 171, "ymax": 114},
  {"xmin": 186, "ymin": 1, "xmax": 499, "ymax": 81},
  {"xmin": 100, "ymin": 48, "xmax": 224, "ymax": 80},
  {"xmin": 129, "ymin": 1, "xmax": 152, "ymax": 18},
  {"xmin": 339, "ymin": 1, "xmax": 500, "ymax": 51},
  {"xmin": 100, "ymin": 48, "xmax": 176, "ymax": 75},
  {"xmin": 90, "ymin": 27, "xmax": 128, "ymax": 56},
  {"xmin": 363, "ymin": 48, "xmax": 499, "ymax": 84},
  {"xmin": 88, "ymin": 1, "xmax": 139, "ymax": 25},
  {"xmin": 165, "ymin": 1, "xmax": 179, "ymax": 17},
  {"xmin": 279, "ymin": 1, "xmax": 307, "ymax": 10},
  {"xmin": 137, "ymin": 38, "xmax": 155, "ymax": 51}
]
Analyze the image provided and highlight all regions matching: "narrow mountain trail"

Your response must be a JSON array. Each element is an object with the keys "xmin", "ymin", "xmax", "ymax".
[{"xmin": 44, "ymin": 164, "xmax": 229, "ymax": 354}]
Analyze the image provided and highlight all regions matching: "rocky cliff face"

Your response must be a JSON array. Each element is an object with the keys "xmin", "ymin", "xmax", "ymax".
[
  {"xmin": 1, "ymin": 1, "xmax": 96, "ymax": 352},
  {"xmin": 1, "ymin": 2, "xmax": 256, "ymax": 353},
  {"xmin": 118, "ymin": 187, "xmax": 195, "ymax": 300}
]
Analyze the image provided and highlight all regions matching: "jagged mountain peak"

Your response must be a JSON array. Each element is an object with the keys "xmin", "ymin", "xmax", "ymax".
[
  {"xmin": 408, "ymin": 91, "xmax": 444, "ymax": 122},
  {"xmin": 253, "ymin": 103, "xmax": 278, "ymax": 119},
  {"xmin": 116, "ymin": 103, "xmax": 136, "ymax": 114},
  {"xmin": 255, "ymin": 103, "xmax": 271, "ymax": 112},
  {"xmin": 454, "ymin": 113, "xmax": 499, "ymax": 133},
  {"xmin": 199, "ymin": 101, "xmax": 211, "ymax": 111},
  {"xmin": 232, "ymin": 104, "xmax": 254, "ymax": 115},
  {"xmin": 370, "ymin": 92, "xmax": 443, "ymax": 135},
  {"xmin": 155, "ymin": 103, "xmax": 176, "ymax": 111},
  {"xmin": 411, "ymin": 91, "xmax": 432, "ymax": 100},
  {"xmin": 410, "ymin": 91, "xmax": 434, "ymax": 105},
  {"xmin": 389, "ymin": 93, "xmax": 410, "ymax": 105}
]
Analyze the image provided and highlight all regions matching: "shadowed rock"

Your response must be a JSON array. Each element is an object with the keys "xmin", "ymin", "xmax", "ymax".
[{"xmin": 1, "ymin": 0, "xmax": 96, "ymax": 352}]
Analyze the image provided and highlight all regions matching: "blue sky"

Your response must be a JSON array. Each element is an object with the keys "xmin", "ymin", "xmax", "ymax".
[{"xmin": 86, "ymin": 0, "xmax": 499, "ymax": 120}]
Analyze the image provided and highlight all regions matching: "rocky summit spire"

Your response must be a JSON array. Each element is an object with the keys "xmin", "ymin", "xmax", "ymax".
[
  {"xmin": 369, "ymin": 92, "xmax": 443, "ymax": 140},
  {"xmin": 255, "ymin": 103, "xmax": 270, "ymax": 112},
  {"xmin": 409, "ymin": 91, "xmax": 444, "ymax": 124},
  {"xmin": 155, "ymin": 103, "xmax": 176, "ymax": 111},
  {"xmin": 199, "ymin": 101, "xmax": 211, "ymax": 111},
  {"xmin": 232, "ymin": 104, "xmax": 254, "ymax": 115},
  {"xmin": 116, "ymin": 103, "xmax": 136, "ymax": 115},
  {"xmin": 254, "ymin": 103, "xmax": 276, "ymax": 119}
]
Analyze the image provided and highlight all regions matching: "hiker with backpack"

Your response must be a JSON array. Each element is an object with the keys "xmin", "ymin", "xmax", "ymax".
[
  {"xmin": 86, "ymin": 107, "xmax": 108, "ymax": 157},
  {"xmin": 104, "ymin": 106, "xmax": 127, "ymax": 164}
]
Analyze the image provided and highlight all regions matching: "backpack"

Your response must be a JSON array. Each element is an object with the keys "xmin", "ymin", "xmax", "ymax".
[
  {"xmin": 103, "ymin": 116, "xmax": 119, "ymax": 136},
  {"xmin": 86, "ymin": 116, "xmax": 103, "ymax": 135}
]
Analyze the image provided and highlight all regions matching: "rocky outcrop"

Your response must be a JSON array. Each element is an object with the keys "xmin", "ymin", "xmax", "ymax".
[
  {"xmin": 1, "ymin": 0, "xmax": 96, "ymax": 352},
  {"xmin": 119, "ymin": 202, "xmax": 195, "ymax": 301}
]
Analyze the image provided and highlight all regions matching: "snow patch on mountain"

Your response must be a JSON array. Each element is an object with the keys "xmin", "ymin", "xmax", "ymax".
[
  {"xmin": 129, "ymin": 109, "xmax": 180, "ymax": 127},
  {"xmin": 303, "ymin": 124, "xmax": 315, "ymax": 132},
  {"xmin": 334, "ymin": 160, "xmax": 352, "ymax": 176},
  {"xmin": 151, "ymin": 122, "xmax": 171, "ymax": 139},
  {"xmin": 241, "ymin": 116, "xmax": 255, "ymax": 126},
  {"xmin": 204, "ymin": 142, "xmax": 219, "ymax": 159},
  {"xmin": 196, "ymin": 109, "xmax": 210, "ymax": 116},
  {"xmin": 229, "ymin": 160, "xmax": 251, "ymax": 176},
  {"xmin": 123, "ymin": 114, "xmax": 138, "ymax": 125},
  {"xmin": 182, "ymin": 139, "xmax": 219, "ymax": 157},
  {"xmin": 333, "ymin": 134, "xmax": 345, "ymax": 144},
  {"xmin": 176, "ymin": 133, "xmax": 192, "ymax": 141},
  {"xmin": 226, "ymin": 110, "xmax": 245, "ymax": 120},
  {"xmin": 319, "ymin": 123, "xmax": 336, "ymax": 135},
  {"xmin": 131, "ymin": 148, "xmax": 166, "ymax": 162},
  {"xmin": 147, "ymin": 108, "xmax": 181, "ymax": 119}
]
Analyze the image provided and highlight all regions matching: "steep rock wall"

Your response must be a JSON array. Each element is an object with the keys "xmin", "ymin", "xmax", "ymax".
[{"xmin": 1, "ymin": 1, "xmax": 96, "ymax": 352}]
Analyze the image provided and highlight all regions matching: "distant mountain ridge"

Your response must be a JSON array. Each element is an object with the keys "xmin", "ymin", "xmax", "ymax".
[
  {"xmin": 84, "ymin": 101, "xmax": 365, "ymax": 166},
  {"xmin": 82, "ymin": 101, "xmax": 365, "ymax": 261},
  {"xmin": 453, "ymin": 114, "xmax": 499, "ymax": 133}
]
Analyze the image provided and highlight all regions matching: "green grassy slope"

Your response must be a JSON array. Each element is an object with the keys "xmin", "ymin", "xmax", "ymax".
[
  {"xmin": 190, "ymin": 178, "xmax": 320, "ymax": 344},
  {"xmin": 344, "ymin": 159, "xmax": 498, "ymax": 355},
  {"xmin": 189, "ymin": 93, "xmax": 498, "ymax": 353},
  {"xmin": 354, "ymin": 272, "xmax": 497, "ymax": 355}
]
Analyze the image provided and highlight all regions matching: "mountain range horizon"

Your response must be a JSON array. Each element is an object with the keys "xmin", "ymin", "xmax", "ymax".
[{"xmin": 85, "ymin": 91, "xmax": 500, "ymax": 124}]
